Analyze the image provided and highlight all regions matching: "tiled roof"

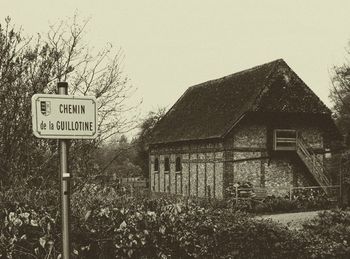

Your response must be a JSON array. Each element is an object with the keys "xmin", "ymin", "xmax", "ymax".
[{"xmin": 150, "ymin": 59, "xmax": 331, "ymax": 144}]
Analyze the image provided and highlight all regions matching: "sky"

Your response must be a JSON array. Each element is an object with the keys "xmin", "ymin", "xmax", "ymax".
[{"xmin": 2, "ymin": 0, "xmax": 350, "ymax": 115}]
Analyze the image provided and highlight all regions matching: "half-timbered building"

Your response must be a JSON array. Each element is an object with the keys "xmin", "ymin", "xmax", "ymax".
[{"xmin": 148, "ymin": 59, "xmax": 341, "ymax": 199}]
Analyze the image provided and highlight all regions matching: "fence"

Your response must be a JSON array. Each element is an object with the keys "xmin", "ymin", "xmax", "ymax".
[{"xmin": 230, "ymin": 185, "xmax": 340, "ymax": 203}]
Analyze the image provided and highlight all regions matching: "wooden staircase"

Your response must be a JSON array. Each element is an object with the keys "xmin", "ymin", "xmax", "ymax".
[{"xmin": 296, "ymin": 137, "xmax": 330, "ymax": 194}]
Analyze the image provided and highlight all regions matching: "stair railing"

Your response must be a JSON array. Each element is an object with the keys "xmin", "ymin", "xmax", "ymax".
[{"xmin": 296, "ymin": 136, "xmax": 330, "ymax": 193}]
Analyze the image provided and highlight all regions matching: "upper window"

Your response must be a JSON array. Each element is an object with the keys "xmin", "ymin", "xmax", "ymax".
[
  {"xmin": 164, "ymin": 157, "xmax": 170, "ymax": 172},
  {"xmin": 154, "ymin": 157, "xmax": 159, "ymax": 172},
  {"xmin": 175, "ymin": 156, "xmax": 182, "ymax": 172},
  {"xmin": 274, "ymin": 129, "xmax": 297, "ymax": 150}
]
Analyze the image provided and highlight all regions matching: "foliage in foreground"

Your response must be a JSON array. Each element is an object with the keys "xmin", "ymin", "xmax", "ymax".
[
  {"xmin": 1, "ymin": 185, "xmax": 350, "ymax": 259},
  {"xmin": 302, "ymin": 210, "xmax": 350, "ymax": 258}
]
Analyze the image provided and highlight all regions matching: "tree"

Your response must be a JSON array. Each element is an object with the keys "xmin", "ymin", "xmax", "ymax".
[
  {"xmin": 0, "ymin": 17, "xmax": 56, "ymax": 185},
  {"xmin": 133, "ymin": 108, "xmax": 166, "ymax": 178},
  {"xmin": 0, "ymin": 16, "xmax": 137, "ymax": 186},
  {"xmin": 330, "ymin": 43, "xmax": 350, "ymax": 146},
  {"xmin": 93, "ymin": 135, "xmax": 142, "ymax": 184}
]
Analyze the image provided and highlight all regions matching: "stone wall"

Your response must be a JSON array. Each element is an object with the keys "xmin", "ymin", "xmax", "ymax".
[
  {"xmin": 232, "ymin": 124, "xmax": 267, "ymax": 148},
  {"xmin": 150, "ymin": 120, "xmax": 330, "ymax": 199},
  {"xmin": 233, "ymin": 152, "xmax": 262, "ymax": 187},
  {"xmin": 224, "ymin": 151, "xmax": 311, "ymax": 197},
  {"xmin": 297, "ymin": 126, "xmax": 323, "ymax": 149},
  {"xmin": 263, "ymin": 158, "xmax": 293, "ymax": 196},
  {"xmin": 223, "ymin": 121, "xmax": 325, "ymax": 196}
]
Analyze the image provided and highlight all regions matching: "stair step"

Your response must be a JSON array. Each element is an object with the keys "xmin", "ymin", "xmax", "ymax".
[{"xmin": 296, "ymin": 138, "xmax": 330, "ymax": 195}]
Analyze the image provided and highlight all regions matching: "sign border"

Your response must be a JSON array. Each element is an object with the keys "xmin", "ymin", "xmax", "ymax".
[{"xmin": 32, "ymin": 94, "xmax": 98, "ymax": 139}]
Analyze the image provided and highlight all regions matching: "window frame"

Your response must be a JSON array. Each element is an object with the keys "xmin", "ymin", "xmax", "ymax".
[
  {"xmin": 175, "ymin": 156, "xmax": 182, "ymax": 172},
  {"xmin": 154, "ymin": 157, "xmax": 159, "ymax": 172},
  {"xmin": 164, "ymin": 156, "xmax": 170, "ymax": 172},
  {"xmin": 273, "ymin": 129, "xmax": 297, "ymax": 151}
]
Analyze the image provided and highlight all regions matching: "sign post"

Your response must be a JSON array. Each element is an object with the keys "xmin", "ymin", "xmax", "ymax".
[
  {"xmin": 31, "ymin": 83, "xmax": 98, "ymax": 259},
  {"xmin": 58, "ymin": 82, "xmax": 70, "ymax": 259}
]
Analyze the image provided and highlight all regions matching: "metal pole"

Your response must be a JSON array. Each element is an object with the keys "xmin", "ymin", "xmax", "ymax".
[
  {"xmin": 58, "ymin": 82, "xmax": 70, "ymax": 259},
  {"xmin": 339, "ymin": 157, "xmax": 342, "ymax": 207}
]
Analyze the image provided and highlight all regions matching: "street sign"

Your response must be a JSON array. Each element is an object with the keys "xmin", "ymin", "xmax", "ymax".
[{"xmin": 32, "ymin": 94, "xmax": 98, "ymax": 139}]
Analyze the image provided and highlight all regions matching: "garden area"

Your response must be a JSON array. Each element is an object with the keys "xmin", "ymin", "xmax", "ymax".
[
  {"xmin": 1, "ymin": 183, "xmax": 350, "ymax": 259},
  {"xmin": 1, "ymin": 13, "xmax": 350, "ymax": 259}
]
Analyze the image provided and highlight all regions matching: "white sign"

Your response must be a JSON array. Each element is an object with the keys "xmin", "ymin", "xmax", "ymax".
[{"xmin": 32, "ymin": 94, "xmax": 98, "ymax": 139}]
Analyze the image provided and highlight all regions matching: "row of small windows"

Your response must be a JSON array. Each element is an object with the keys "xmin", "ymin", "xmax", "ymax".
[{"xmin": 154, "ymin": 157, "xmax": 182, "ymax": 172}]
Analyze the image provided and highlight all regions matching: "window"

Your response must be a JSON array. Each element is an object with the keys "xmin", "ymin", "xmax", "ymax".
[
  {"xmin": 154, "ymin": 157, "xmax": 159, "ymax": 171},
  {"xmin": 175, "ymin": 156, "xmax": 182, "ymax": 172},
  {"xmin": 164, "ymin": 157, "xmax": 170, "ymax": 171},
  {"xmin": 274, "ymin": 129, "xmax": 297, "ymax": 150}
]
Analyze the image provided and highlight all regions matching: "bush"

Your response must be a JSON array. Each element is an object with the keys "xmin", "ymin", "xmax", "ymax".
[
  {"xmin": 0, "ymin": 203, "xmax": 60, "ymax": 259},
  {"xmin": 293, "ymin": 188, "xmax": 333, "ymax": 211},
  {"xmin": 0, "ymin": 186, "xmax": 309, "ymax": 258},
  {"xmin": 301, "ymin": 210, "xmax": 350, "ymax": 258},
  {"xmin": 1, "ymin": 183, "xmax": 349, "ymax": 258},
  {"xmin": 257, "ymin": 196, "xmax": 299, "ymax": 213}
]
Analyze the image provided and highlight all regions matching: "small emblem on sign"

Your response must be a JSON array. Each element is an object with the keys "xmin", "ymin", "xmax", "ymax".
[{"xmin": 40, "ymin": 101, "xmax": 51, "ymax": 116}]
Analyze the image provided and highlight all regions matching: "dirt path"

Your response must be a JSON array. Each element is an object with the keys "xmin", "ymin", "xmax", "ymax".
[{"xmin": 256, "ymin": 210, "xmax": 324, "ymax": 230}]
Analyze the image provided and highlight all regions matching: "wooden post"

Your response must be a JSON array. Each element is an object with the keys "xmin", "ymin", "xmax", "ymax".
[
  {"xmin": 235, "ymin": 186, "xmax": 239, "ymax": 203},
  {"xmin": 208, "ymin": 185, "xmax": 211, "ymax": 202}
]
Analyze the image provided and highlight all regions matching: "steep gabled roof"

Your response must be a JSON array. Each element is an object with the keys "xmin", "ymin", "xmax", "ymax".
[{"xmin": 150, "ymin": 59, "xmax": 331, "ymax": 144}]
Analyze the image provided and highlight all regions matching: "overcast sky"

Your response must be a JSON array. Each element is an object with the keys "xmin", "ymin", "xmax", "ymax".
[{"xmin": 2, "ymin": 0, "xmax": 350, "ymax": 114}]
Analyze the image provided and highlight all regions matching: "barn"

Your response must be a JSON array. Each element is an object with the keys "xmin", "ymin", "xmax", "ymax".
[{"xmin": 148, "ymin": 59, "xmax": 341, "ymax": 199}]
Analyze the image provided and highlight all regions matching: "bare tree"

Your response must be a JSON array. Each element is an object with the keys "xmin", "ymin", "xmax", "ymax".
[
  {"xmin": 46, "ymin": 15, "xmax": 138, "ymax": 141},
  {"xmin": 330, "ymin": 43, "xmax": 350, "ymax": 145},
  {"xmin": 44, "ymin": 15, "xmax": 139, "ymax": 177},
  {"xmin": 0, "ymin": 16, "xmax": 138, "ymax": 185}
]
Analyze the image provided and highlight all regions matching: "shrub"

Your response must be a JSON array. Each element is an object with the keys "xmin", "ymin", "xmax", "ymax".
[
  {"xmin": 259, "ymin": 196, "xmax": 299, "ymax": 213},
  {"xmin": 301, "ymin": 210, "xmax": 350, "ymax": 258},
  {"xmin": 1, "ymin": 183, "xmax": 349, "ymax": 259},
  {"xmin": 0, "ymin": 203, "xmax": 60, "ymax": 259},
  {"xmin": 293, "ymin": 188, "xmax": 334, "ymax": 211},
  {"xmin": 69, "ymin": 196, "xmax": 310, "ymax": 258}
]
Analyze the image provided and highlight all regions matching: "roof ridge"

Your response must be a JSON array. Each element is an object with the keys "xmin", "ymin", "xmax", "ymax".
[
  {"xmin": 150, "ymin": 59, "xmax": 284, "ymax": 143},
  {"xmin": 250, "ymin": 58, "xmax": 283, "ymax": 111},
  {"xmin": 149, "ymin": 58, "xmax": 333, "ymax": 145},
  {"xmin": 188, "ymin": 58, "xmax": 284, "ymax": 90},
  {"xmin": 282, "ymin": 63, "xmax": 331, "ymax": 114},
  {"xmin": 221, "ymin": 60, "xmax": 282, "ymax": 137}
]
